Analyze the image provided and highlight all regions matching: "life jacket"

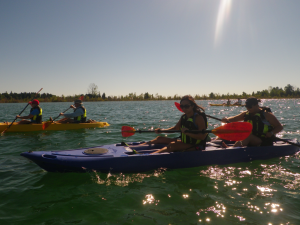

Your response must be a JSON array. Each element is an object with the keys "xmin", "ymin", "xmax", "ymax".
[
  {"xmin": 244, "ymin": 107, "xmax": 273, "ymax": 138},
  {"xmin": 74, "ymin": 106, "xmax": 87, "ymax": 123},
  {"xmin": 30, "ymin": 106, "xmax": 42, "ymax": 123},
  {"xmin": 180, "ymin": 111, "xmax": 208, "ymax": 148}
]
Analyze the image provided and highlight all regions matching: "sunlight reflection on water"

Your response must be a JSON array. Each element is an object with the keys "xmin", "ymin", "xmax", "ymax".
[
  {"xmin": 91, "ymin": 168, "xmax": 167, "ymax": 186},
  {"xmin": 195, "ymin": 158, "xmax": 300, "ymax": 224},
  {"xmin": 1, "ymin": 100, "xmax": 300, "ymax": 225}
]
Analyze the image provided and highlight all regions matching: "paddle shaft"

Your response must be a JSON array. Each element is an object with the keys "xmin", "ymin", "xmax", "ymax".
[
  {"xmin": 2, "ymin": 88, "xmax": 43, "ymax": 134},
  {"xmin": 174, "ymin": 102, "xmax": 223, "ymax": 122},
  {"xmin": 255, "ymin": 132, "xmax": 299, "ymax": 147},
  {"xmin": 274, "ymin": 137, "xmax": 300, "ymax": 147},
  {"xmin": 134, "ymin": 129, "xmax": 244, "ymax": 134},
  {"xmin": 52, "ymin": 108, "xmax": 71, "ymax": 121}
]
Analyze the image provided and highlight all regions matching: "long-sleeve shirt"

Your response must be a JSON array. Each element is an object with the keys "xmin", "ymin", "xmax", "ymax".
[{"xmin": 63, "ymin": 108, "xmax": 84, "ymax": 119}]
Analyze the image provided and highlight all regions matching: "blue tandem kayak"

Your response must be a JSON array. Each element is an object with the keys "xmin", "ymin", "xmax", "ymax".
[{"xmin": 20, "ymin": 139, "xmax": 300, "ymax": 173}]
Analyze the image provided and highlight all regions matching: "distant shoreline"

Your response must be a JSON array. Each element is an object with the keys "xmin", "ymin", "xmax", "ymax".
[
  {"xmin": 1, "ymin": 97, "xmax": 299, "ymax": 104},
  {"xmin": 1, "ymin": 84, "xmax": 299, "ymax": 103}
]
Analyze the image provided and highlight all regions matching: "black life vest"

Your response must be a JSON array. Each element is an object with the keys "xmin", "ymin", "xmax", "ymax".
[
  {"xmin": 180, "ymin": 111, "xmax": 208, "ymax": 147},
  {"xmin": 244, "ymin": 107, "xmax": 273, "ymax": 138},
  {"xmin": 74, "ymin": 106, "xmax": 87, "ymax": 123},
  {"xmin": 30, "ymin": 105, "xmax": 42, "ymax": 123}
]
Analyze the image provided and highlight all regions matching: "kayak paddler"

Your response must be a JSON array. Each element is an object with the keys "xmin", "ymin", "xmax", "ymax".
[
  {"xmin": 57, "ymin": 99, "xmax": 87, "ymax": 123},
  {"xmin": 148, "ymin": 95, "xmax": 208, "ymax": 154},
  {"xmin": 223, "ymin": 99, "xmax": 231, "ymax": 105},
  {"xmin": 233, "ymin": 98, "xmax": 242, "ymax": 105},
  {"xmin": 15, "ymin": 99, "xmax": 43, "ymax": 124},
  {"xmin": 221, "ymin": 96, "xmax": 283, "ymax": 147}
]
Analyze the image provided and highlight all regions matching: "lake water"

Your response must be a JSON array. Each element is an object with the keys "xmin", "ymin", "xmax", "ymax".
[{"xmin": 0, "ymin": 99, "xmax": 300, "ymax": 225}]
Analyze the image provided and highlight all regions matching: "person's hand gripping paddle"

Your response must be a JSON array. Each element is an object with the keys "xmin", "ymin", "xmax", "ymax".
[
  {"xmin": 42, "ymin": 95, "xmax": 84, "ymax": 130},
  {"xmin": 1, "ymin": 88, "xmax": 43, "ymax": 135}
]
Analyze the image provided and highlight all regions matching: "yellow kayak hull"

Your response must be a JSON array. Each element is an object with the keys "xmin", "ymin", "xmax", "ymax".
[{"xmin": 0, "ymin": 121, "xmax": 109, "ymax": 132}]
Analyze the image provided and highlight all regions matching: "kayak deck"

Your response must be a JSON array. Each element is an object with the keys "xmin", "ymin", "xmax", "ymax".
[
  {"xmin": 20, "ymin": 139, "xmax": 300, "ymax": 173},
  {"xmin": 0, "ymin": 121, "xmax": 109, "ymax": 132}
]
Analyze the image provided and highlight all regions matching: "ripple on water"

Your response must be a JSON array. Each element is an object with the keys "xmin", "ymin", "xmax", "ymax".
[{"xmin": 1, "ymin": 100, "xmax": 300, "ymax": 224}]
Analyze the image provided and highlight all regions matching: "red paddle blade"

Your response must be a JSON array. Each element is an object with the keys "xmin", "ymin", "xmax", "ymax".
[
  {"xmin": 121, "ymin": 126, "xmax": 136, "ymax": 137},
  {"xmin": 1, "ymin": 128, "xmax": 8, "ymax": 135},
  {"xmin": 79, "ymin": 95, "xmax": 84, "ymax": 101},
  {"xmin": 175, "ymin": 102, "xmax": 183, "ymax": 112},
  {"xmin": 42, "ymin": 121, "xmax": 52, "ymax": 130},
  {"xmin": 212, "ymin": 122, "xmax": 252, "ymax": 141}
]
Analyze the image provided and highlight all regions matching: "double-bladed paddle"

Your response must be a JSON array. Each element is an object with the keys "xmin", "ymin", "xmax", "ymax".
[
  {"xmin": 174, "ymin": 102, "xmax": 222, "ymax": 122},
  {"xmin": 42, "ymin": 95, "xmax": 84, "ymax": 130},
  {"xmin": 1, "ymin": 88, "xmax": 43, "ymax": 135},
  {"xmin": 121, "ymin": 122, "xmax": 252, "ymax": 141}
]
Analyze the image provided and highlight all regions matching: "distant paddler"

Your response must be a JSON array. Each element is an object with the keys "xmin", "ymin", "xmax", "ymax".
[
  {"xmin": 233, "ymin": 98, "xmax": 242, "ymax": 105},
  {"xmin": 223, "ymin": 98, "xmax": 231, "ymax": 105},
  {"xmin": 57, "ymin": 99, "xmax": 87, "ymax": 123},
  {"xmin": 15, "ymin": 99, "xmax": 42, "ymax": 124}
]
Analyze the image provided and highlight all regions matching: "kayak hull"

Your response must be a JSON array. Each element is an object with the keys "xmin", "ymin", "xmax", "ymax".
[
  {"xmin": 209, "ymin": 104, "xmax": 245, "ymax": 106},
  {"xmin": 0, "ymin": 121, "xmax": 109, "ymax": 132},
  {"xmin": 20, "ymin": 139, "xmax": 300, "ymax": 173}
]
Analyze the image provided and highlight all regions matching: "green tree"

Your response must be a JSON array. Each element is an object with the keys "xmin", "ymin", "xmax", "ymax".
[
  {"xmin": 284, "ymin": 84, "xmax": 294, "ymax": 96},
  {"xmin": 144, "ymin": 92, "xmax": 150, "ymax": 99},
  {"xmin": 209, "ymin": 92, "xmax": 215, "ymax": 99}
]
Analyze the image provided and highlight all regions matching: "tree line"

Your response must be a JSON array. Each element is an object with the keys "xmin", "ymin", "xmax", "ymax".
[{"xmin": 1, "ymin": 84, "xmax": 299, "ymax": 103}]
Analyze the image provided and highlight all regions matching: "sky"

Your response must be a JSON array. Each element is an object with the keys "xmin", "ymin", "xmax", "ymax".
[{"xmin": 1, "ymin": 0, "xmax": 300, "ymax": 97}]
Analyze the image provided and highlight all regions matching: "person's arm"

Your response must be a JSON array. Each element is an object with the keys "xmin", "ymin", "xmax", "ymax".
[
  {"xmin": 154, "ymin": 117, "xmax": 182, "ymax": 133},
  {"xmin": 60, "ymin": 108, "xmax": 84, "ymax": 118},
  {"xmin": 16, "ymin": 114, "xmax": 34, "ymax": 119},
  {"xmin": 221, "ymin": 111, "xmax": 246, "ymax": 123},
  {"xmin": 264, "ymin": 112, "xmax": 283, "ymax": 138},
  {"xmin": 16, "ymin": 109, "xmax": 38, "ymax": 119}
]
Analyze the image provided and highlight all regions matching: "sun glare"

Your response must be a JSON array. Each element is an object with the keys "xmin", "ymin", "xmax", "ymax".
[{"xmin": 214, "ymin": 0, "xmax": 232, "ymax": 47}]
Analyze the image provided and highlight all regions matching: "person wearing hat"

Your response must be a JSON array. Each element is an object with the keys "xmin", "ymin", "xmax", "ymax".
[
  {"xmin": 57, "ymin": 99, "xmax": 87, "ymax": 123},
  {"xmin": 16, "ymin": 99, "xmax": 43, "ymax": 124},
  {"xmin": 221, "ymin": 96, "xmax": 283, "ymax": 147}
]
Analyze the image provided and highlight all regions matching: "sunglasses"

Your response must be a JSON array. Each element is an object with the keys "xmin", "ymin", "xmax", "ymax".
[
  {"xmin": 180, "ymin": 104, "xmax": 191, "ymax": 109},
  {"xmin": 245, "ymin": 105, "xmax": 253, "ymax": 109}
]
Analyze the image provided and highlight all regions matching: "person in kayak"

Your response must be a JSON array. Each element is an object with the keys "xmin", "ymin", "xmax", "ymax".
[
  {"xmin": 221, "ymin": 96, "xmax": 283, "ymax": 147},
  {"xmin": 16, "ymin": 99, "xmax": 42, "ymax": 124},
  {"xmin": 233, "ymin": 98, "xmax": 242, "ymax": 105},
  {"xmin": 223, "ymin": 99, "xmax": 231, "ymax": 105},
  {"xmin": 149, "ymin": 95, "xmax": 208, "ymax": 154},
  {"xmin": 57, "ymin": 99, "xmax": 87, "ymax": 123}
]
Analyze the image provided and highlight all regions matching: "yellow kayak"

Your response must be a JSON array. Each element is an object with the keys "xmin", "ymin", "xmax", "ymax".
[
  {"xmin": 209, "ymin": 104, "xmax": 245, "ymax": 107},
  {"xmin": 0, "ymin": 121, "xmax": 109, "ymax": 132}
]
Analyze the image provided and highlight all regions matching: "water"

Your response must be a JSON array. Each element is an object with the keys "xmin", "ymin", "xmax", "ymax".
[{"xmin": 0, "ymin": 99, "xmax": 300, "ymax": 225}]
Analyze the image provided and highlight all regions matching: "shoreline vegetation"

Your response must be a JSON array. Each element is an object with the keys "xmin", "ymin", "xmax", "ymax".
[{"xmin": 1, "ymin": 84, "xmax": 299, "ymax": 103}]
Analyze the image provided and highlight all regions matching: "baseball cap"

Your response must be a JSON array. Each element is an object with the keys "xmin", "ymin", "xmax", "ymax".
[{"xmin": 29, "ymin": 99, "xmax": 39, "ymax": 105}]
